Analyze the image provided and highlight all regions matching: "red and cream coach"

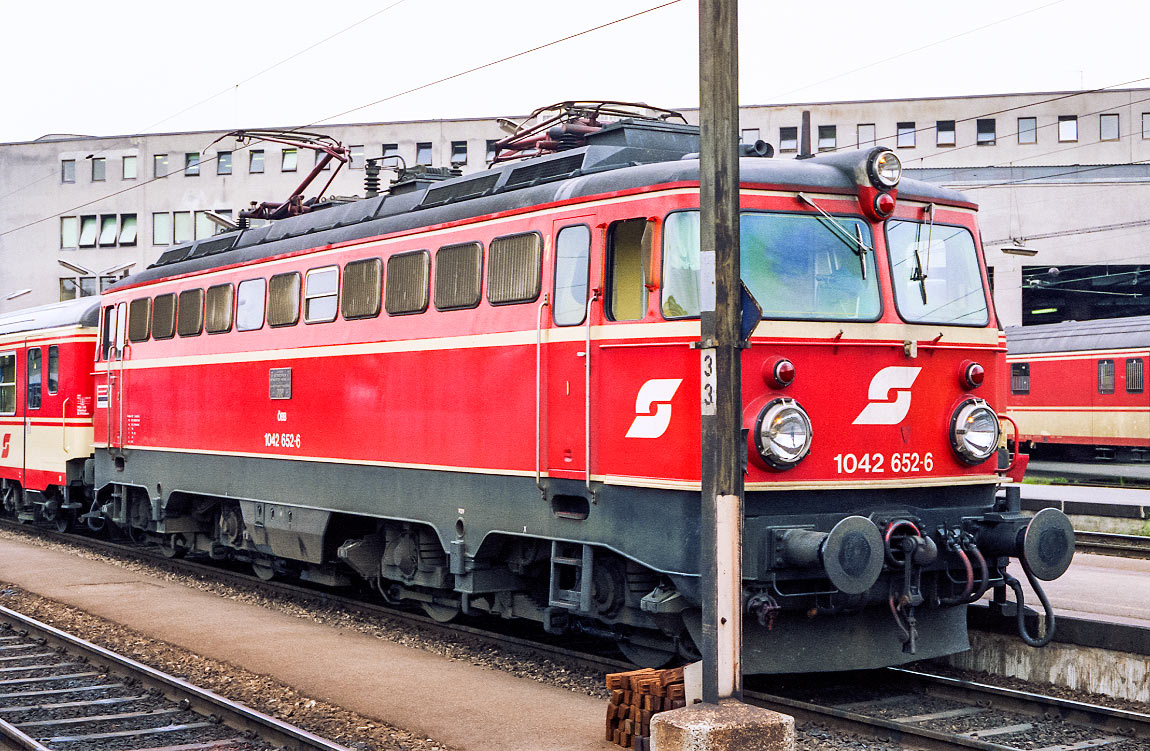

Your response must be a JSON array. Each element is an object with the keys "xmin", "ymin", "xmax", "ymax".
[{"xmin": 64, "ymin": 104, "xmax": 1078, "ymax": 671}]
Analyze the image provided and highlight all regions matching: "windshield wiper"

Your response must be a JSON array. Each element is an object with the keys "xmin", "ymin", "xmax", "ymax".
[
  {"xmin": 910, "ymin": 203, "xmax": 936, "ymax": 304},
  {"xmin": 798, "ymin": 193, "xmax": 871, "ymax": 279}
]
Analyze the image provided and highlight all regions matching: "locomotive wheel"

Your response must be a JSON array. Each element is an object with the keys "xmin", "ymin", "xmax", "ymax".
[
  {"xmin": 618, "ymin": 638, "xmax": 676, "ymax": 669},
  {"xmin": 252, "ymin": 560, "xmax": 276, "ymax": 581},
  {"xmin": 54, "ymin": 510, "xmax": 74, "ymax": 534},
  {"xmin": 85, "ymin": 499, "xmax": 107, "ymax": 535},
  {"xmin": 0, "ymin": 485, "xmax": 16, "ymax": 516},
  {"xmin": 422, "ymin": 602, "xmax": 460, "ymax": 623},
  {"xmin": 160, "ymin": 534, "xmax": 188, "ymax": 559}
]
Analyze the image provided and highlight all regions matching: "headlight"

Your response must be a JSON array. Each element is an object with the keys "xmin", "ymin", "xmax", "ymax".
[
  {"xmin": 754, "ymin": 398, "xmax": 813, "ymax": 469},
  {"xmin": 950, "ymin": 398, "xmax": 1000, "ymax": 464},
  {"xmin": 868, "ymin": 148, "xmax": 902, "ymax": 188}
]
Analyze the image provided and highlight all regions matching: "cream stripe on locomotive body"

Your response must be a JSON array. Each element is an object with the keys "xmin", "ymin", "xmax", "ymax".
[{"xmin": 86, "ymin": 118, "xmax": 1072, "ymax": 674}]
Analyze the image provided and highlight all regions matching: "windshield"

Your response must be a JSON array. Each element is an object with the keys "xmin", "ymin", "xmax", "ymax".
[
  {"xmin": 662, "ymin": 211, "xmax": 880, "ymax": 321},
  {"xmin": 886, "ymin": 220, "xmax": 988, "ymax": 325}
]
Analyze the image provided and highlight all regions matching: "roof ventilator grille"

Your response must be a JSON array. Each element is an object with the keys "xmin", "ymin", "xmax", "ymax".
[
  {"xmin": 505, "ymin": 154, "xmax": 585, "ymax": 188},
  {"xmin": 420, "ymin": 173, "xmax": 501, "ymax": 208}
]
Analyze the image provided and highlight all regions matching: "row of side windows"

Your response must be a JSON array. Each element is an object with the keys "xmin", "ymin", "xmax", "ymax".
[
  {"xmin": 109, "ymin": 232, "xmax": 544, "ymax": 353},
  {"xmin": 1009, "ymin": 358, "xmax": 1144, "ymax": 395},
  {"xmin": 0, "ymin": 348, "xmax": 60, "ymax": 416}
]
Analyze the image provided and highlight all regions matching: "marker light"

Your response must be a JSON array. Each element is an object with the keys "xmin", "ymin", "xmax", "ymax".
[
  {"xmin": 754, "ymin": 398, "xmax": 813, "ymax": 469},
  {"xmin": 763, "ymin": 358, "xmax": 796, "ymax": 389},
  {"xmin": 874, "ymin": 192, "xmax": 896, "ymax": 217},
  {"xmin": 950, "ymin": 398, "xmax": 1000, "ymax": 464},
  {"xmin": 961, "ymin": 361, "xmax": 985, "ymax": 389}
]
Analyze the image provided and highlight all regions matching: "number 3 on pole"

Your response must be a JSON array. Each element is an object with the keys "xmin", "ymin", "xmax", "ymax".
[{"xmin": 701, "ymin": 348, "xmax": 717, "ymax": 416}]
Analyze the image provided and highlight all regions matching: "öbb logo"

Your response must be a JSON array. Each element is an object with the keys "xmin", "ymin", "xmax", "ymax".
[
  {"xmin": 853, "ymin": 367, "xmax": 922, "ymax": 425},
  {"xmin": 1, "ymin": 433, "xmax": 9, "ymax": 459},
  {"xmin": 626, "ymin": 379, "xmax": 683, "ymax": 438}
]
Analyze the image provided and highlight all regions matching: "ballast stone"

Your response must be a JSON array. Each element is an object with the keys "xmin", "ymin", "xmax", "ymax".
[{"xmin": 651, "ymin": 699, "xmax": 794, "ymax": 751}]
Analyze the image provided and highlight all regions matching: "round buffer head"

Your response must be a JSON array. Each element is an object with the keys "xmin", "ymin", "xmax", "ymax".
[
  {"xmin": 822, "ymin": 515, "xmax": 885, "ymax": 595},
  {"xmin": 1022, "ymin": 507, "xmax": 1075, "ymax": 581}
]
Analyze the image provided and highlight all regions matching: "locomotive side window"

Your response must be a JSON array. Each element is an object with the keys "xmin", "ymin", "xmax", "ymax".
[
  {"xmin": 152, "ymin": 294, "xmax": 177, "ymax": 339},
  {"xmin": 101, "ymin": 305, "xmax": 117, "ymax": 359},
  {"xmin": 385, "ymin": 252, "xmax": 430, "ymax": 315},
  {"xmin": 1010, "ymin": 363, "xmax": 1030, "ymax": 394},
  {"xmin": 127, "ymin": 297, "xmax": 151, "ymax": 343},
  {"xmin": 26, "ymin": 348, "xmax": 41, "ymax": 410},
  {"xmin": 205, "ymin": 284, "xmax": 235, "ymax": 334},
  {"xmin": 1127, "ymin": 358, "xmax": 1144, "ymax": 393},
  {"xmin": 304, "ymin": 266, "xmax": 339, "ymax": 323},
  {"xmin": 488, "ymin": 233, "xmax": 542, "ymax": 305},
  {"xmin": 268, "ymin": 273, "xmax": 301, "ymax": 327},
  {"xmin": 176, "ymin": 289, "xmax": 204, "ymax": 337},
  {"xmin": 1098, "ymin": 359, "xmax": 1115, "ymax": 394},
  {"xmin": 342, "ymin": 258, "xmax": 383, "ymax": 319},
  {"xmin": 607, "ymin": 219, "xmax": 649, "ymax": 321},
  {"xmin": 435, "ymin": 243, "xmax": 482, "ymax": 311},
  {"xmin": 553, "ymin": 225, "xmax": 591, "ymax": 325},
  {"xmin": 236, "ymin": 279, "xmax": 267, "ymax": 331},
  {"xmin": 47, "ymin": 346, "xmax": 58, "ymax": 395},
  {"xmin": 885, "ymin": 220, "xmax": 988, "ymax": 326},
  {"xmin": 0, "ymin": 353, "xmax": 14, "ymax": 415}
]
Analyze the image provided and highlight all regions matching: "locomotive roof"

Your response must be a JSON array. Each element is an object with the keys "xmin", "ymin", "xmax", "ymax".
[
  {"xmin": 0, "ymin": 297, "xmax": 100, "ymax": 337},
  {"xmin": 123, "ymin": 119, "xmax": 971, "ymax": 288},
  {"xmin": 1005, "ymin": 315, "xmax": 1150, "ymax": 355}
]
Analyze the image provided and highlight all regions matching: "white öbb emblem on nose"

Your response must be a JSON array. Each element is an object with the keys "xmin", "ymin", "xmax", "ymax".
[
  {"xmin": 626, "ymin": 378, "xmax": 683, "ymax": 438},
  {"xmin": 853, "ymin": 366, "xmax": 923, "ymax": 425}
]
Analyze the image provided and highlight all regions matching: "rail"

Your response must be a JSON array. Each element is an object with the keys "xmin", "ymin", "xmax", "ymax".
[{"xmin": 1075, "ymin": 530, "xmax": 1150, "ymax": 559}]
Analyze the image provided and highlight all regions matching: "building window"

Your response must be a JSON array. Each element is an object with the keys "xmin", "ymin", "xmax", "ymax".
[
  {"xmin": 1127, "ymin": 358, "xmax": 1144, "ymax": 393},
  {"xmin": 349, "ymin": 145, "xmax": 364, "ymax": 169},
  {"xmin": 194, "ymin": 211, "xmax": 216, "ymax": 240},
  {"xmin": 817, "ymin": 125, "xmax": 836, "ymax": 151},
  {"xmin": 281, "ymin": 148, "xmax": 298, "ymax": 172},
  {"xmin": 184, "ymin": 153, "xmax": 200, "ymax": 176},
  {"xmin": 895, "ymin": 122, "xmax": 915, "ymax": 148},
  {"xmin": 1098, "ymin": 359, "xmax": 1115, "ymax": 394},
  {"xmin": 936, "ymin": 120, "xmax": 956, "ymax": 147},
  {"xmin": 61, "ymin": 159, "xmax": 75, "ymax": 183},
  {"xmin": 382, "ymin": 143, "xmax": 399, "ymax": 161},
  {"xmin": 450, "ymin": 141, "xmax": 468, "ymax": 166},
  {"xmin": 122, "ymin": 155, "xmax": 137, "ymax": 180},
  {"xmin": 173, "ymin": 212, "xmax": 193, "ymax": 244},
  {"xmin": 118, "ymin": 214, "xmax": 137, "ymax": 246},
  {"xmin": 249, "ymin": 150, "xmax": 265, "ymax": 173},
  {"xmin": 1143, "ymin": 113, "xmax": 1150, "ymax": 140},
  {"xmin": 1018, "ymin": 117, "xmax": 1037, "ymax": 145},
  {"xmin": 59, "ymin": 277, "xmax": 97, "ymax": 301},
  {"xmin": 313, "ymin": 150, "xmax": 331, "ymax": 171},
  {"xmin": 779, "ymin": 127, "xmax": 798, "ymax": 152},
  {"xmin": 740, "ymin": 128, "xmax": 760, "ymax": 143},
  {"xmin": 416, "ymin": 142, "xmax": 433, "ymax": 165},
  {"xmin": 152, "ymin": 213, "xmax": 171, "ymax": 245},
  {"xmin": 1058, "ymin": 115, "xmax": 1078, "ymax": 143},
  {"xmin": 60, "ymin": 217, "xmax": 79, "ymax": 249},
  {"xmin": 1100, "ymin": 113, "xmax": 1120, "ymax": 142},
  {"xmin": 0, "ymin": 354, "xmax": 15, "ymax": 415},
  {"xmin": 486, "ymin": 140, "xmax": 499, "ymax": 162},
  {"xmin": 857, "ymin": 124, "xmax": 875, "ymax": 148},
  {"xmin": 98, "ymin": 215, "xmax": 118, "ymax": 247},
  {"xmin": 304, "ymin": 266, "xmax": 339, "ymax": 322},
  {"xmin": 153, "ymin": 154, "xmax": 168, "ymax": 178},
  {"xmin": 217, "ymin": 151, "xmax": 232, "ymax": 175},
  {"xmin": 78, "ymin": 215, "xmax": 98, "ymax": 247},
  {"xmin": 976, "ymin": 119, "xmax": 996, "ymax": 146},
  {"xmin": 1010, "ymin": 363, "xmax": 1030, "ymax": 394},
  {"xmin": 92, "ymin": 157, "xmax": 106, "ymax": 181}
]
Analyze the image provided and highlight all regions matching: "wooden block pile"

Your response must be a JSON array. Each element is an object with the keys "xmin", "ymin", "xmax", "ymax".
[{"xmin": 605, "ymin": 666, "xmax": 687, "ymax": 750}]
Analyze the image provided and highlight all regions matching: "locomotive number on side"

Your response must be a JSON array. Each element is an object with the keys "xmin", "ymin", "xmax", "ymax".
[
  {"xmin": 832, "ymin": 451, "xmax": 934, "ymax": 474},
  {"xmin": 264, "ymin": 432, "xmax": 302, "ymax": 450}
]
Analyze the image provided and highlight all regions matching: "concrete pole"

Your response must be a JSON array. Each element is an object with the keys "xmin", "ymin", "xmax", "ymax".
[{"xmin": 698, "ymin": 0, "xmax": 742, "ymax": 704}]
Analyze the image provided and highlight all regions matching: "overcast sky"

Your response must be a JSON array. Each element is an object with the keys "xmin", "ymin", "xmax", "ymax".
[{"xmin": 0, "ymin": 0, "xmax": 1144, "ymax": 143}]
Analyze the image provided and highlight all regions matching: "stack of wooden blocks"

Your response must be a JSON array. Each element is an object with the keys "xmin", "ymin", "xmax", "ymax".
[{"xmin": 605, "ymin": 666, "xmax": 687, "ymax": 750}]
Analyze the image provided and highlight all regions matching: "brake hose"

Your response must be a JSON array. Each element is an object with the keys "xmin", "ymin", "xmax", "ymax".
[{"xmin": 1004, "ymin": 559, "xmax": 1056, "ymax": 647}]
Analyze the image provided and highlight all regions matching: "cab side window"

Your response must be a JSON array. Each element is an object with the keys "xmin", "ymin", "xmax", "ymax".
[
  {"xmin": 606, "ymin": 218, "xmax": 651, "ymax": 321},
  {"xmin": 553, "ymin": 225, "xmax": 590, "ymax": 325}
]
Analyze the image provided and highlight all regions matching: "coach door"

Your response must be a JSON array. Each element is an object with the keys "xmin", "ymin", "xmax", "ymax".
[
  {"xmin": 545, "ymin": 219, "xmax": 596, "ymax": 482},
  {"xmin": 100, "ymin": 302, "xmax": 127, "ymax": 450},
  {"xmin": 0, "ymin": 348, "xmax": 24, "ymax": 490}
]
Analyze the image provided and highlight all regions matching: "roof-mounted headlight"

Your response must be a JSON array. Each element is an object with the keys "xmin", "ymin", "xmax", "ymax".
[{"xmin": 868, "ymin": 148, "xmax": 902, "ymax": 189}]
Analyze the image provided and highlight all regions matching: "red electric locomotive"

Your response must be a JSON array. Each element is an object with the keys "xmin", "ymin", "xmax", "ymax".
[
  {"xmin": 1006, "ymin": 315, "xmax": 1150, "ymax": 458},
  {"xmin": 0, "ymin": 298, "xmax": 99, "ymax": 527},
  {"xmin": 82, "ymin": 104, "xmax": 1072, "ymax": 672}
]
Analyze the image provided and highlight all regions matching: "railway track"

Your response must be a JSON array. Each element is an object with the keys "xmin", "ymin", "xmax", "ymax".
[
  {"xmin": 1074, "ymin": 531, "xmax": 1150, "ymax": 559},
  {"xmin": 0, "ymin": 604, "xmax": 350, "ymax": 751}
]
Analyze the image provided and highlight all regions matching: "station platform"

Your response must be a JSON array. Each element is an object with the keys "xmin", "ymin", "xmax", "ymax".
[
  {"xmin": 0, "ymin": 532, "xmax": 613, "ymax": 751},
  {"xmin": 1007, "ymin": 482, "xmax": 1150, "ymax": 523}
]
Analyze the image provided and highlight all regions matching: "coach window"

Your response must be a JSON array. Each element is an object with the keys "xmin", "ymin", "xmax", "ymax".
[
  {"xmin": 304, "ymin": 267, "xmax": 340, "ymax": 322},
  {"xmin": 237, "ymin": 279, "xmax": 267, "ymax": 331},
  {"xmin": 606, "ymin": 219, "xmax": 650, "ymax": 320},
  {"xmin": 176, "ymin": 289, "xmax": 204, "ymax": 337},
  {"xmin": 386, "ymin": 252, "xmax": 430, "ymax": 315},
  {"xmin": 1010, "ymin": 363, "xmax": 1030, "ymax": 395},
  {"xmin": 26, "ymin": 349, "xmax": 41, "ymax": 411},
  {"xmin": 1126, "ymin": 358, "xmax": 1143, "ymax": 393},
  {"xmin": 205, "ymin": 284, "xmax": 234, "ymax": 334},
  {"xmin": 488, "ymin": 233, "xmax": 542, "ymax": 306},
  {"xmin": 435, "ymin": 243, "xmax": 482, "ymax": 311},
  {"xmin": 1098, "ymin": 359, "xmax": 1115, "ymax": 394},
  {"xmin": 342, "ymin": 258, "xmax": 383, "ymax": 319},
  {"xmin": 0, "ymin": 354, "xmax": 14, "ymax": 415},
  {"xmin": 553, "ymin": 226, "xmax": 591, "ymax": 325},
  {"xmin": 47, "ymin": 346, "xmax": 59, "ymax": 395},
  {"xmin": 152, "ymin": 294, "xmax": 176, "ymax": 339},
  {"xmin": 268, "ymin": 272, "xmax": 301, "ymax": 327},
  {"xmin": 127, "ymin": 297, "xmax": 151, "ymax": 343}
]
